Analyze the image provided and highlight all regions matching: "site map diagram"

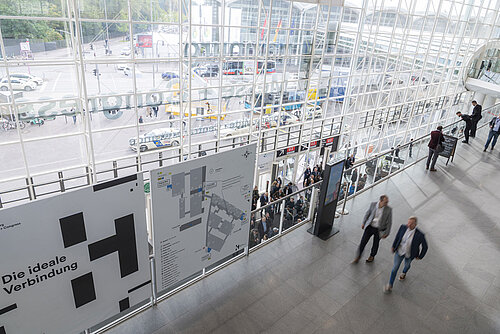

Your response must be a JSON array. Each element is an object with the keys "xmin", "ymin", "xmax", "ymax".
[{"xmin": 151, "ymin": 144, "xmax": 256, "ymax": 291}]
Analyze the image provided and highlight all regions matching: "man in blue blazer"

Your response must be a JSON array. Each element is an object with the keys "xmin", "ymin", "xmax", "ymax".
[{"xmin": 384, "ymin": 216, "xmax": 428, "ymax": 293}]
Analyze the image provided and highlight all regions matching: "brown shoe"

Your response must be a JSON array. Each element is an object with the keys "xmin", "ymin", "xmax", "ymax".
[
  {"xmin": 430, "ymin": 168, "xmax": 437, "ymax": 172},
  {"xmin": 352, "ymin": 257, "xmax": 360, "ymax": 264},
  {"xmin": 399, "ymin": 273, "xmax": 406, "ymax": 281},
  {"xmin": 366, "ymin": 256, "xmax": 374, "ymax": 263}
]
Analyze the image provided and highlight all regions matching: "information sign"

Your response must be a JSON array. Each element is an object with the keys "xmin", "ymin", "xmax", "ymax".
[
  {"xmin": 0, "ymin": 174, "xmax": 151, "ymax": 334},
  {"xmin": 150, "ymin": 145, "xmax": 256, "ymax": 293}
]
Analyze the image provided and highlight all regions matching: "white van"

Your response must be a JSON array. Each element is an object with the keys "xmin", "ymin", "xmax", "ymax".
[{"xmin": 129, "ymin": 128, "xmax": 182, "ymax": 152}]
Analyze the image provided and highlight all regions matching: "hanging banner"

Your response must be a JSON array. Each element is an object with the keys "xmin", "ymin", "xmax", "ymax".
[
  {"xmin": 0, "ymin": 174, "xmax": 151, "ymax": 334},
  {"xmin": 151, "ymin": 144, "xmax": 256, "ymax": 293}
]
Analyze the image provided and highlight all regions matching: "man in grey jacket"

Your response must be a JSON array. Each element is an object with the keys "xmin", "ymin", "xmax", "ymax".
[{"xmin": 353, "ymin": 195, "xmax": 393, "ymax": 263}]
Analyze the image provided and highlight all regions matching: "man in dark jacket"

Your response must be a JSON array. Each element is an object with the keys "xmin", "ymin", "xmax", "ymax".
[
  {"xmin": 470, "ymin": 100, "xmax": 482, "ymax": 138},
  {"xmin": 426, "ymin": 126, "xmax": 445, "ymax": 171},
  {"xmin": 304, "ymin": 167, "xmax": 311, "ymax": 184},
  {"xmin": 252, "ymin": 186, "xmax": 259, "ymax": 210},
  {"xmin": 384, "ymin": 216, "xmax": 428, "ymax": 293},
  {"xmin": 259, "ymin": 192, "xmax": 269, "ymax": 208},
  {"xmin": 257, "ymin": 216, "xmax": 270, "ymax": 242},
  {"xmin": 484, "ymin": 116, "xmax": 500, "ymax": 151},
  {"xmin": 456, "ymin": 111, "xmax": 473, "ymax": 143}
]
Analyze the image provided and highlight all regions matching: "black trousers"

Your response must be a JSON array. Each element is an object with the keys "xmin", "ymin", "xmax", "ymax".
[
  {"xmin": 470, "ymin": 120, "xmax": 478, "ymax": 137},
  {"xmin": 464, "ymin": 125, "xmax": 471, "ymax": 142},
  {"xmin": 358, "ymin": 225, "xmax": 380, "ymax": 257}
]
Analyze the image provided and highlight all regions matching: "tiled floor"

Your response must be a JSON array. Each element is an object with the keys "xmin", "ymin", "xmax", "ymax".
[{"xmin": 106, "ymin": 126, "xmax": 500, "ymax": 334}]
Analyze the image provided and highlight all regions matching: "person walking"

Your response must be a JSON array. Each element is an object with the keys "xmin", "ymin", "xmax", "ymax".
[
  {"xmin": 252, "ymin": 186, "xmax": 259, "ymax": 211},
  {"xmin": 484, "ymin": 116, "xmax": 500, "ymax": 152},
  {"xmin": 456, "ymin": 112, "xmax": 472, "ymax": 143},
  {"xmin": 353, "ymin": 195, "xmax": 392, "ymax": 263},
  {"xmin": 426, "ymin": 126, "xmax": 445, "ymax": 171},
  {"xmin": 257, "ymin": 216, "xmax": 270, "ymax": 242},
  {"xmin": 470, "ymin": 100, "xmax": 482, "ymax": 138},
  {"xmin": 384, "ymin": 216, "xmax": 428, "ymax": 293}
]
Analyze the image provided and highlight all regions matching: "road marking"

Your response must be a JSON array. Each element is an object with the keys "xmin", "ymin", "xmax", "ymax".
[
  {"xmin": 111, "ymin": 72, "xmax": 117, "ymax": 90},
  {"xmin": 52, "ymin": 72, "xmax": 62, "ymax": 92}
]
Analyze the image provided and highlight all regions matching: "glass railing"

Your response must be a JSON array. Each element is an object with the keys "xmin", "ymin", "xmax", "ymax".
[
  {"xmin": 467, "ymin": 66, "xmax": 500, "ymax": 85},
  {"xmin": 248, "ymin": 182, "xmax": 318, "ymax": 250},
  {"xmin": 337, "ymin": 102, "xmax": 500, "ymax": 203},
  {"xmin": 4, "ymin": 102, "xmax": 500, "ymax": 334}
]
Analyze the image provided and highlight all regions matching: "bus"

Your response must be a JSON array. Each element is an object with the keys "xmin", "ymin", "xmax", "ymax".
[
  {"xmin": 222, "ymin": 61, "xmax": 246, "ymax": 75},
  {"xmin": 257, "ymin": 61, "xmax": 276, "ymax": 74}
]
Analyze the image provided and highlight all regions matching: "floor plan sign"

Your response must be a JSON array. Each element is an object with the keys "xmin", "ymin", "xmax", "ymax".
[
  {"xmin": 0, "ymin": 174, "xmax": 151, "ymax": 334},
  {"xmin": 151, "ymin": 144, "xmax": 256, "ymax": 292}
]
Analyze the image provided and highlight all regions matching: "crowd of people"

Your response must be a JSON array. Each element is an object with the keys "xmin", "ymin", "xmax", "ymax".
[
  {"xmin": 302, "ymin": 165, "xmax": 324, "ymax": 187},
  {"xmin": 249, "ymin": 168, "xmax": 325, "ymax": 248}
]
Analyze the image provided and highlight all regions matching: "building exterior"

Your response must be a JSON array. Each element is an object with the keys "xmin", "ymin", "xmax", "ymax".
[{"xmin": 0, "ymin": 0, "xmax": 499, "ymax": 205}]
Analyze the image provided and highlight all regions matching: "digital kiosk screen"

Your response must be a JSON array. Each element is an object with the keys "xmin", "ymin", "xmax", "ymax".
[{"xmin": 324, "ymin": 160, "xmax": 345, "ymax": 206}]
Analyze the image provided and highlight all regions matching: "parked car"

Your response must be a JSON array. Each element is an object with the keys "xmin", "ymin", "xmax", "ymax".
[
  {"xmin": 218, "ymin": 123, "xmax": 259, "ymax": 138},
  {"xmin": 129, "ymin": 128, "xmax": 182, "ymax": 152},
  {"xmin": 7, "ymin": 73, "xmax": 43, "ymax": 85},
  {"xmin": 162, "ymin": 72, "xmax": 179, "ymax": 80},
  {"xmin": 194, "ymin": 65, "xmax": 219, "ymax": 77},
  {"xmin": 0, "ymin": 78, "xmax": 37, "ymax": 91},
  {"xmin": 305, "ymin": 105, "xmax": 323, "ymax": 120},
  {"xmin": 121, "ymin": 47, "xmax": 131, "ymax": 56}
]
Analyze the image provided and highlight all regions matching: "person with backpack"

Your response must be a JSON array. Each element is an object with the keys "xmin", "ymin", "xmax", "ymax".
[{"xmin": 426, "ymin": 125, "xmax": 445, "ymax": 171}]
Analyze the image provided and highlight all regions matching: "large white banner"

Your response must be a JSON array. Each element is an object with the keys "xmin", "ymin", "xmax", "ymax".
[
  {"xmin": 0, "ymin": 174, "xmax": 151, "ymax": 334},
  {"xmin": 151, "ymin": 144, "xmax": 256, "ymax": 292}
]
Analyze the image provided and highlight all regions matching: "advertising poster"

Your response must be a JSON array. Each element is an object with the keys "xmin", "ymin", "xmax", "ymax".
[
  {"xmin": 0, "ymin": 174, "xmax": 151, "ymax": 334},
  {"xmin": 151, "ymin": 144, "xmax": 256, "ymax": 293},
  {"xmin": 137, "ymin": 34, "xmax": 153, "ymax": 48}
]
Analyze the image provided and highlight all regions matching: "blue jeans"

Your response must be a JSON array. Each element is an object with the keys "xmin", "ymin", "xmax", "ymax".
[
  {"xmin": 485, "ymin": 130, "xmax": 499, "ymax": 149},
  {"xmin": 389, "ymin": 253, "xmax": 412, "ymax": 286}
]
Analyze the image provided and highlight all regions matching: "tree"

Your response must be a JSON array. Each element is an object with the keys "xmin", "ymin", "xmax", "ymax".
[{"xmin": 0, "ymin": 1, "xmax": 63, "ymax": 41}]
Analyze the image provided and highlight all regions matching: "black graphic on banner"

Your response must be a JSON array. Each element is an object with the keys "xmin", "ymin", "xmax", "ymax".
[
  {"xmin": 88, "ymin": 214, "xmax": 138, "ymax": 278},
  {"xmin": 60, "ymin": 212, "xmax": 87, "ymax": 248},
  {"xmin": 71, "ymin": 273, "xmax": 96, "ymax": 308},
  {"xmin": 0, "ymin": 174, "xmax": 151, "ymax": 334}
]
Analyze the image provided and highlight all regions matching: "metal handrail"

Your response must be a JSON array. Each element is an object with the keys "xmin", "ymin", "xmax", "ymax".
[
  {"xmin": 346, "ymin": 101, "xmax": 500, "ymax": 172},
  {"xmin": 89, "ymin": 104, "xmax": 500, "ymax": 334}
]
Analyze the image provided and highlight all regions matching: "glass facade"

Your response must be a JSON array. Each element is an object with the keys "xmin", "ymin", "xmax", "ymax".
[{"xmin": 1, "ymin": 0, "xmax": 500, "ymax": 206}]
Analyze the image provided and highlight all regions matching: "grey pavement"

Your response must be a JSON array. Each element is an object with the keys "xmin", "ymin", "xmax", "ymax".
[{"xmin": 104, "ymin": 124, "xmax": 500, "ymax": 333}]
